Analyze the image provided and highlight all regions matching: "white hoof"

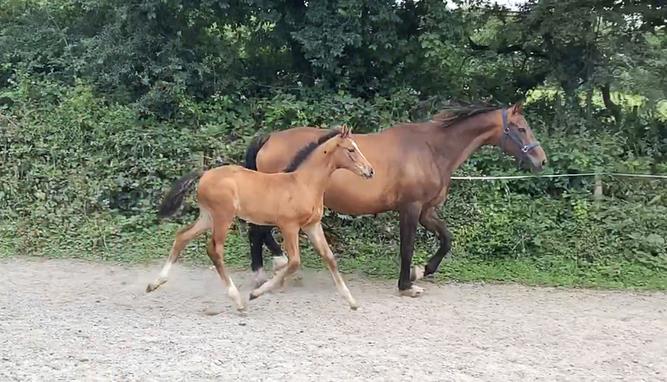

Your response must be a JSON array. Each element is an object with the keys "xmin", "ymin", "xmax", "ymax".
[
  {"xmin": 411, "ymin": 265, "xmax": 425, "ymax": 281},
  {"xmin": 399, "ymin": 285, "xmax": 425, "ymax": 298},
  {"xmin": 146, "ymin": 278, "xmax": 166, "ymax": 293}
]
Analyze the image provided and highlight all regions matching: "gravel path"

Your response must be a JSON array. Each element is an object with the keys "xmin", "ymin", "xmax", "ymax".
[{"xmin": 1, "ymin": 258, "xmax": 665, "ymax": 381}]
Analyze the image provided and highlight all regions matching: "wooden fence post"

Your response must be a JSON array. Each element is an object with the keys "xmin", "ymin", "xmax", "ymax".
[{"xmin": 593, "ymin": 174, "xmax": 603, "ymax": 200}]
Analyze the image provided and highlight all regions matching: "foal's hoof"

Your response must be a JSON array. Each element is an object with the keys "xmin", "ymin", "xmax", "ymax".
[
  {"xmin": 410, "ymin": 265, "xmax": 425, "ymax": 281},
  {"xmin": 350, "ymin": 303, "xmax": 359, "ymax": 311},
  {"xmin": 248, "ymin": 292, "xmax": 259, "ymax": 301},
  {"xmin": 145, "ymin": 279, "xmax": 165, "ymax": 293},
  {"xmin": 399, "ymin": 285, "xmax": 425, "ymax": 298}
]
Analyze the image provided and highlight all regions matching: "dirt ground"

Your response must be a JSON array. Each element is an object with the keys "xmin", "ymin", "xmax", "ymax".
[{"xmin": 1, "ymin": 258, "xmax": 665, "ymax": 381}]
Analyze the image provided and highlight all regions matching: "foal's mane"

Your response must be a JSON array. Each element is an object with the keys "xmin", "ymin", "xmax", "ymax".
[
  {"xmin": 284, "ymin": 128, "xmax": 340, "ymax": 172},
  {"xmin": 431, "ymin": 101, "xmax": 500, "ymax": 128}
]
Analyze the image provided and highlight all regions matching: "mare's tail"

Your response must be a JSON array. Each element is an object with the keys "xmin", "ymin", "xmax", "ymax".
[{"xmin": 244, "ymin": 134, "xmax": 270, "ymax": 170}]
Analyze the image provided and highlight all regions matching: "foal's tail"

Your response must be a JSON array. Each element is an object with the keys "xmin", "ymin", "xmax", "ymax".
[
  {"xmin": 244, "ymin": 134, "xmax": 270, "ymax": 170},
  {"xmin": 158, "ymin": 171, "xmax": 203, "ymax": 218}
]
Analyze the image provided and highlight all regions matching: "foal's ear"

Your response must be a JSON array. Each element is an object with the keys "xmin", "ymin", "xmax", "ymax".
[
  {"xmin": 339, "ymin": 124, "xmax": 351, "ymax": 138},
  {"xmin": 510, "ymin": 101, "xmax": 524, "ymax": 115}
]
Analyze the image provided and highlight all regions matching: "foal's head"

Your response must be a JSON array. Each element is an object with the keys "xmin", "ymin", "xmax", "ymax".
[
  {"xmin": 496, "ymin": 102, "xmax": 547, "ymax": 172},
  {"xmin": 322, "ymin": 125, "xmax": 374, "ymax": 179}
]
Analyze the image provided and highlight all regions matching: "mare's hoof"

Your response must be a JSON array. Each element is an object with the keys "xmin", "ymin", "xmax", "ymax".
[
  {"xmin": 248, "ymin": 292, "xmax": 259, "ymax": 301},
  {"xmin": 399, "ymin": 285, "xmax": 425, "ymax": 298},
  {"xmin": 410, "ymin": 265, "xmax": 425, "ymax": 281},
  {"xmin": 350, "ymin": 304, "xmax": 359, "ymax": 311}
]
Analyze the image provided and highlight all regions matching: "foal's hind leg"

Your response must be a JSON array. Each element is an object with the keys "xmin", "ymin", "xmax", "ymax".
[
  {"xmin": 304, "ymin": 223, "xmax": 358, "ymax": 310},
  {"xmin": 146, "ymin": 215, "xmax": 210, "ymax": 292},
  {"xmin": 207, "ymin": 219, "xmax": 245, "ymax": 311}
]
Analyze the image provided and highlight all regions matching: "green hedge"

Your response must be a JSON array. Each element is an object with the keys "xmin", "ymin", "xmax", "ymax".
[{"xmin": 1, "ymin": 78, "xmax": 666, "ymax": 289}]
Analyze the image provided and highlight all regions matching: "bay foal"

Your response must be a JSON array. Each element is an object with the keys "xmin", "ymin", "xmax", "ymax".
[{"xmin": 146, "ymin": 126, "xmax": 373, "ymax": 311}]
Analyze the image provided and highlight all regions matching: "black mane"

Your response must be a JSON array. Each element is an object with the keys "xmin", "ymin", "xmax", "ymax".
[
  {"xmin": 431, "ymin": 101, "xmax": 500, "ymax": 127},
  {"xmin": 283, "ymin": 129, "xmax": 339, "ymax": 172}
]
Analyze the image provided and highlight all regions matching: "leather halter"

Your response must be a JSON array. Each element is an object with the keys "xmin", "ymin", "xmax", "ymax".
[{"xmin": 500, "ymin": 108, "xmax": 540, "ymax": 159}]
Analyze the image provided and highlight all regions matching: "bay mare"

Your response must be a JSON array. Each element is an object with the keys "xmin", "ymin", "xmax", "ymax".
[{"xmin": 245, "ymin": 102, "xmax": 547, "ymax": 296}]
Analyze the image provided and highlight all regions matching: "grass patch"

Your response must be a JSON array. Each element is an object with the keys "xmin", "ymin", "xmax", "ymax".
[{"xmin": 2, "ymin": 216, "xmax": 665, "ymax": 291}]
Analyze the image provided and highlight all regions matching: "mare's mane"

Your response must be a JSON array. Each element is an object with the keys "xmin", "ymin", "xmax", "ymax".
[{"xmin": 431, "ymin": 101, "xmax": 500, "ymax": 128}]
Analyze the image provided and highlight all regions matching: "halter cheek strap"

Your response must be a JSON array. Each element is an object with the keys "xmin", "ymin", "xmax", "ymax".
[{"xmin": 501, "ymin": 108, "xmax": 541, "ymax": 156}]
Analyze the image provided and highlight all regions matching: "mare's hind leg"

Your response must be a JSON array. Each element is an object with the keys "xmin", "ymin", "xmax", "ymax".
[
  {"xmin": 264, "ymin": 228, "xmax": 289, "ymax": 274},
  {"xmin": 249, "ymin": 224, "xmax": 285, "ymax": 288},
  {"xmin": 207, "ymin": 219, "xmax": 245, "ymax": 311},
  {"xmin": 413, "ymin": 206, "xmax": 452, "ymax": 281},
  {"xmin": 398, "ymin": 203, "xmax": 424, "ymax": 297},
  {"xmin": 146, "ymin": 215, "xmax": 210, "ymax": 292},
  {"xmin": 249, "ymin": 223, "xmax": 269, "ymax": 287},
  {"xmin": 249, "ymin": 225, "xmax": 300, "ymax": 300},
  {"xmin": 303, "ymin": 222, "xmax": 358, "ymax": 310}
]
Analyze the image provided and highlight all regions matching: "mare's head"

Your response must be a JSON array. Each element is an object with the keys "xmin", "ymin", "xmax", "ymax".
[
  {"xmin": 495, "ymin": 102, "xmax": 547, "ymax": 172},
  {"xmin": 322, "ymin": 125, "xmax": 374, "ymax": 179}
]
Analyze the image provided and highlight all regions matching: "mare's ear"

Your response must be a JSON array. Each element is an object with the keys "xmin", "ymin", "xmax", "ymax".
[{"xmin": 510, "ymin": 101, "xmax": 524, "ymax": 115}]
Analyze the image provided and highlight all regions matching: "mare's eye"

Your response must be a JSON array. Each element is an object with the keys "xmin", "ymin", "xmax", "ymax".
[
  {"xmin": 518, "ymin": 127, "xmax": 527, "ymax": 134},
  {"xmin": 347, "ymin": 148, "xmax": 355, "ymax": 152}
]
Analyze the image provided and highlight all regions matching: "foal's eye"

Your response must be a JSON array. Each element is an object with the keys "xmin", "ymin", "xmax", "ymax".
[{"xmin": 347, "ymin": 148, "xmax": 355, "ymax": 153}]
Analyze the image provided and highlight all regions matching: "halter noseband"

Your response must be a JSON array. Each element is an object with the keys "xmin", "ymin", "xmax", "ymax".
[{"xmin": 501, "ymin": 108, "xmax": 540, "ymax": 158}]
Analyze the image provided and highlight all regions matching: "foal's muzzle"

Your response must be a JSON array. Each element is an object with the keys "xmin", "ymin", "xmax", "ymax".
[{"xmin": 363, "ymin": 167, "xmax": 375, "ymax": 179}]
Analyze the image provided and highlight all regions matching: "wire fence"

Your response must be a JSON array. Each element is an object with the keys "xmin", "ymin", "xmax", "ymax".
[{"xmin": 451, "ymin": 173, "xmax": 667, "ymax": 181}]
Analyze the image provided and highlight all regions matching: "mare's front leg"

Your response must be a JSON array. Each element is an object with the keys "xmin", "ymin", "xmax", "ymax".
[
  {"xmin": 249, "ymin": 225, "xmax": 301, "ymax": 300},
  {"xmin": 398, "ymin": 203, "xmax": 424, "ymax": 297},
  {"xmin": 303, "ymin": 222, "xmax": 358, "ymax": 310},
  {"xmin": 413, "ymin": 206, "xmax": 453, "ymax": 280}
]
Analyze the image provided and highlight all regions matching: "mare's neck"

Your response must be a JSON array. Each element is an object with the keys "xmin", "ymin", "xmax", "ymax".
[{"xmin": 432, "ymin": 112, "xmax": 501, "ymax": 174}]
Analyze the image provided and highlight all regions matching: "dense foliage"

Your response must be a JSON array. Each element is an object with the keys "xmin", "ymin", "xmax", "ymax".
[{"xmin": 1, "ymin": 0, "xmax": 665, "ymax": 288}]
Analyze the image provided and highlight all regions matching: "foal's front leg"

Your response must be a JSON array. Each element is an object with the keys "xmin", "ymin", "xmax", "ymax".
[
  {"xmin": 304, "ymin": 222, "xmax": 358, "ymax": 310},
  {"xmin": 249, "ymin": 225, "xmax": 301, "ymax": 300}
]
